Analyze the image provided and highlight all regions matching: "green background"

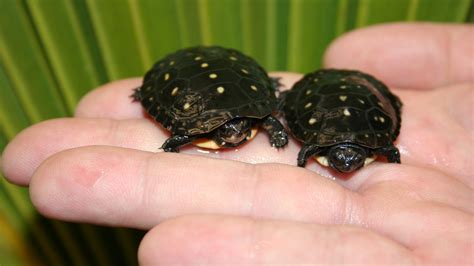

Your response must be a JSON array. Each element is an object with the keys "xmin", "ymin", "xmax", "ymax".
[{"xmin": 0, "ymin": 0, "xmax": 472, "ymax": 264}]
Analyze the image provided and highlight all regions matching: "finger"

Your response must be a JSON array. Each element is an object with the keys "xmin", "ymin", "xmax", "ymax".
[
  {"xmin": 75, "ymin": 78, "xmax": 144, "ymax": 119},
  {"xmin": 394, "ymin": 83, "xmax": 473, "ymax": 183},
  {"xmin": 324, "ymin": 23, "xmax": 474, "ymax": 90},
  {"xmin": 29, "ymin": 146, "xmax": 473, "ymax": 232},
  {"xmin": 139, "ymin": 215, "xmax": 417, "ymax": 264},
  {"xmin": 1, "ymin": 115, "xmax": 309, "ymax": 186},
  {"xmin": 29, "ymin": 146, "xmax": 349, "ymax": 229},
  {"xmin": 1, "ymin": 118, "xmax": 164, "ymax": 186},
  {"xmin": 74, "ymin": 73, "xmax": 303, "ymax": 118},
  {"xmin": 353, "ymin": 165, "xmax": 473, "ymax": 251}
]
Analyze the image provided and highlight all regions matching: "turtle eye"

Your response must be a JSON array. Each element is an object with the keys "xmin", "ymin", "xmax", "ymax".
[{"xmin": 336, "ymin": 152, "xmax": 345, "ymax": 161}]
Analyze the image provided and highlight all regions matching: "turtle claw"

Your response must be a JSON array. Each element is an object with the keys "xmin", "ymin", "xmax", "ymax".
[
  {"xmin": 131, "ymin": 87, "xmax": 142, "ymax": 101},
  {"xmin": 270, "ymin": 130, "xmax": 288, "ymax": 148},
  {"xmin": 162, "ymin": 146, "xmax": 179, "ymax": 153}
]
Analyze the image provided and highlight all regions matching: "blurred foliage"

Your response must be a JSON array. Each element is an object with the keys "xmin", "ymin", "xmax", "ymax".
[{"xmin": 0, "ymin": 0, "xmax": 472, "ymax": 264}]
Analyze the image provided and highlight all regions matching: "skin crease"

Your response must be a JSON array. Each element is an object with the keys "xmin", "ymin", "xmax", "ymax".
[{"xmin": 1, "ymin": 23, "xmax": 473, "ymax": 264}]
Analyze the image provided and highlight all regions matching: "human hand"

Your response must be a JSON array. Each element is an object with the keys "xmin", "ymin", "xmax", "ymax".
[{"xmin": 2, "ymin": 23, "xmax": 473, "ymax": 264}]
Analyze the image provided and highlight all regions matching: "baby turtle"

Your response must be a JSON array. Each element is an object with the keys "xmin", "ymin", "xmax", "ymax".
[
  {"xmin": 132, "ymin": 46, "xmax": 288, "ymax": 152},
  {"xmin": 283, "ymin": 69, "xmax": 402, "ymax": 173}
]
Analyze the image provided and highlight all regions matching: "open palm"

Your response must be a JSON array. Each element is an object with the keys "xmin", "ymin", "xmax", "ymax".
[{"xmin": 2, "ymin": 23, "xmax": 473, "ymax": 264}]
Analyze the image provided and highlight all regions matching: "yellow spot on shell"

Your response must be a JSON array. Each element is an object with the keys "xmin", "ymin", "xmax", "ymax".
[
  {"xmin": 305, "ymin": 90, "xmax": 311, "ymax": 95},
  {"xmin": 201, "ymin": 63, "xmax": 209, "ymax": 68},
  {"xmin": 209, "ymin": 73, "xmax": 217, "ymax": 79},
  {"xmin": 304, "ymin": 102, "xmax": 312, "ymax": 109},
  {"xmin": 164, "ymin": 73, "xmax": 170, "ymax": 81},
  {"xmin": 241, "ymin": 69, "xmax": 249, "ymax": 74},
  {"xmin": 194, "ymin": 56, "xmax": 202, "ymax": 61},
  {"xmin": 217, "ymin": 86, "xmax": 225, "ymax": 93},
  {"xmin": 251, "ymin": 85, "xmax": 258, "ymax": 91},
  {"xmin": 171, "ymin": 87, "xmax": 179, "ymax": 96},
  {"xmin": 343, "ymin": 108, "xmax": 351, "ymax": 116},
  {"xmin": 380, "ymin": 117, "xmax": 385, "ymax": 123},
  {"xmin": 229, "ymin": 56, "xmax": 238, "ymax": 61},
  {"xmin": 169, "ymin": 61, "xmax": 175, "ymax": 66},
  {"xmin": 340, "ymin": 85, "xmax": 347, "ymax": 89},
  {"xmin": 183, "ymin": 103, "xmax": 191, "ymax": 110},
  {"xmin": 339, "ymin": 95, "xmax": 347, "ymax": 101},
  {"xmin": 308, "ymin": 118, "xmax": 317, "ymax": 125}
]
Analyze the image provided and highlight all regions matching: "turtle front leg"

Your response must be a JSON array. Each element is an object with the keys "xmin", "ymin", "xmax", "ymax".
[
  {"xmin": 375, "ymin": 144, "xmax": 401, "ymax": 163},
  {"xmin": 161, "ymin": 134, "xmax": 197, "ymax": 152},
  {"xmin": 262, "ymin": 115, "xmax": 288, "ymax": 148},
  {"xmin": 297, "ymin": 144, "xmax": 323, "ymax": 167},
  {"xmin": 130, "ymin": 87, "xmax": 142, "ymax": 101}
]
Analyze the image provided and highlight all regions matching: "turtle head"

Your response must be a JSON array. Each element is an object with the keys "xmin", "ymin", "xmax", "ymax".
[
  {"xmin": 214, "ymin": 118, "xmax": 252, "ymax": 147},
  {"xmin": 327, "ymin": 144, "xmax": 366, "ymax": 173}
]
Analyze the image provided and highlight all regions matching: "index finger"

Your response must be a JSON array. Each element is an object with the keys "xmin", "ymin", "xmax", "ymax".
[{"xmin": 323, "ymin": 23, "xmax": 473, "ymax": 90}]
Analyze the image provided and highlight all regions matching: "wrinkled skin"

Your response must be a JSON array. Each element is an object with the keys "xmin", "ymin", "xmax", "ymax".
[{"xmin": 1, "ymin": 23, "xmax": 473, "ymax": 264}]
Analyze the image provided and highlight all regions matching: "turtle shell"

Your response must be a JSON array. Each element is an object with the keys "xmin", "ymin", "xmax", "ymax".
[
  {"xmin": 284, "ymin": 69, "xmax": 402, "ymax": 149},
  {"xmin": 135, "ymin": 46, "xmax": 276, "ymax": 136}
]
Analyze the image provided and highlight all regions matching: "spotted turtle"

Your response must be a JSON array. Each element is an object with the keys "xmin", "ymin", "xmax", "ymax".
[
  {"xmin": 132, "ymin": 46, "xmax": 288, "ymax": 152},
  {"xmin": 283, "ymin": 69, "xmax": 402, "ymax": 172}
]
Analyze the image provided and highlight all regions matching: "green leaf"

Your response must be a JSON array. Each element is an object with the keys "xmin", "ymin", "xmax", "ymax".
[
  {"xmin": 85, "ymin": 0, "xmax": 146, "ymax": 79},
  {"xmin": 129, "ymin": 0, "xmax": 182, "ymax": 67},
  {"xmin": 287, "ymin": 0, "xmax": 340, "ymax": 72},
  {"xmin": 0, "ymin": 0, "xmax": 68, "ymax": 122},
  {"xmin": 24, "ymin": 0, "xmax": 108, "ymax": 111},
  {"xmin": 266, "ymin": 0, "xmax": 291, "ymax": 70},
  {"xmin": 414, "ymin": 0, "xmax": 472, "ymax": 22},
  {"xmin": 0, "ymin": 64, "xmax": 30, "ymax": 139},
  {"xmin": 241, "ymin": 0, "xmax": 269, "ymax": 66},
  {"xmin": 0, "ymin": 178, "xmax": 65, "ymax": 265},
  {"xmin": 176, "ymin": 0, "xmax": 203, "ymax": 46},
  {"xmin": 356, "ymin": 0, "xmax": 412, "ymax": 26},
  {"xmin": 197, "ymin": 0, "xmax": 242, "ymax": 49}
]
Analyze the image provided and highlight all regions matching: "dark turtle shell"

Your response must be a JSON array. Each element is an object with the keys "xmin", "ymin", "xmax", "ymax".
[
  {"xmin": 284, "ymin": 69, "xmax": 402, "ymax": 148},
  {"xmin": 134, "ymin": 46, "xmax": 276, "ymax": 136}
]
